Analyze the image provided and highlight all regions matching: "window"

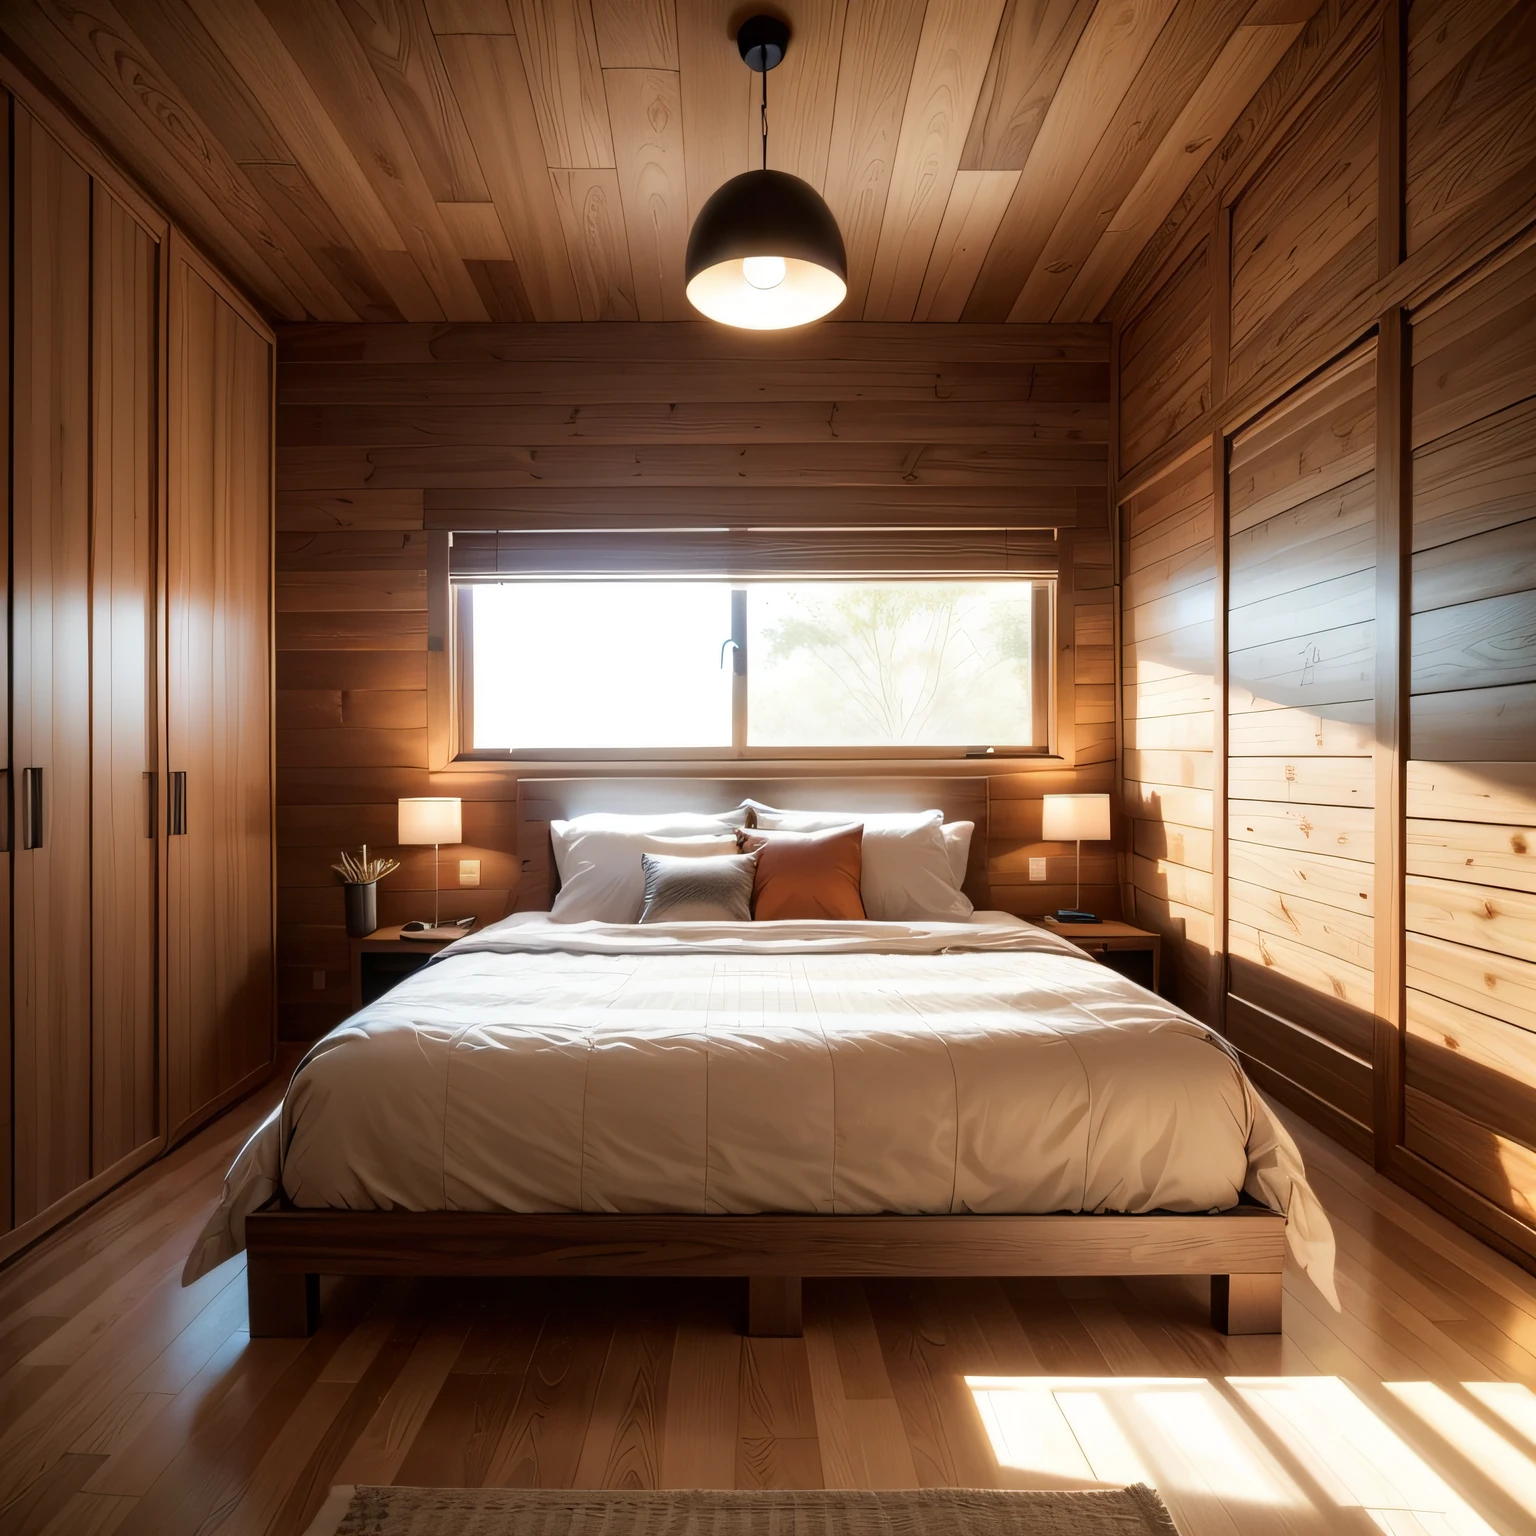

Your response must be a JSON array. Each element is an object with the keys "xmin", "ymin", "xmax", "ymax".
[{"xmin": 458, "ymin": 578, "xmax": 1055, "ymax": 758}]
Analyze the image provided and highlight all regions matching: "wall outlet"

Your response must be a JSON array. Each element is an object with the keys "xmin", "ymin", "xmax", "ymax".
[
  {"xmin": 1029, "ymin": 857, "xmax": 1048, "ymax": 882},
  {"xmin": 459, "ymin": 859, "xmax": 481, "ymax": 888},
  {"xmin": 311, "ymin": 969, "xmax": 326, "ymax": 991}
]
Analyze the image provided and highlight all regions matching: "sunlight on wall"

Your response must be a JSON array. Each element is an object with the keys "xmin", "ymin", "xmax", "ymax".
[{"xmin": 967, "ymin": 1375, "xmax": 1530, "ymax": 1535}]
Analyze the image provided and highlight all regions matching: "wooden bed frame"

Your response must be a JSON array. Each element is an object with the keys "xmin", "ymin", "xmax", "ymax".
[
  {"xmin": 246, "ymin": 1207, "xmax": 1285, "ymax": 1338},
  {"xmin": 247, "ymin": 776, "xmax": 1287, "ymax": 1341}
]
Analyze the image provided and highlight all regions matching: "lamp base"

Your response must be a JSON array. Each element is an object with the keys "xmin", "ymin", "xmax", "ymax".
[{"xmin": 1053, "ymin": 909, "xmax": 1102, "ymax": 924}]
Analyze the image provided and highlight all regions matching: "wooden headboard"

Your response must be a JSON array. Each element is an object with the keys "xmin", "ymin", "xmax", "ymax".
[{"xmin": 514, "ymin": 776, "xmax": 990, "ymax": 913}]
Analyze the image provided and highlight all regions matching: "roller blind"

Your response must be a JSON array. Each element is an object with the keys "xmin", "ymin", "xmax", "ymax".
[{"xmin": 447, "ymin": 528, "xmax": 1061, "ymax": 579}]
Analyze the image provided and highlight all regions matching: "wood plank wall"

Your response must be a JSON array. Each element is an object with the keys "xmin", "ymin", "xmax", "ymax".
[
  {"xmin": 275, "ymin": 323, "xmax": 1114, "ymax": 1042},
  {"xmin": 1112, "ymin": 0, "xmax": 1536, "ymax": 1266}
]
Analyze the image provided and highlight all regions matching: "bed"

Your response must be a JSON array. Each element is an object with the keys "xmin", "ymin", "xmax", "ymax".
[{"xmin": 189, "ymin": 778, "xmax": 1335, "ymax": 1339}]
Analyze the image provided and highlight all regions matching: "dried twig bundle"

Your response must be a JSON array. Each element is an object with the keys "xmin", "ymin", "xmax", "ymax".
[{"xmin": 331, "ymin": 844, "xmax": 401, "ymax": 885}]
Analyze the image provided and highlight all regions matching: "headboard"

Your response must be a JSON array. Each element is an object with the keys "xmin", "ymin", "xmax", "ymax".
[{"xmin": 514, "ymin": 776, "xmax": 990, "ymax": 913}]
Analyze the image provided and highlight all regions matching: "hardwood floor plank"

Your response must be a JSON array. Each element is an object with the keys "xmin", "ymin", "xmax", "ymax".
[
  {"xmin": 739, "ymin": 1337, "xmax": 817, "ymax": 1440},
  {"xmin": 1001, "ymin": 1280, "xmax": 1114, "ymax": 1375},
  {"xmin": 658, "ymin": 1311, "xmax": 740, "ymax": 1489},
  {"xmin": 865, "ymin": 1282, "xmax": 1000, "ymax": 1489},
  {"xmin": 801, "ymin": 1294, "xmax": 858, "ymax": 1490},
  {"xmin": 37, "ymin": 1491, "xmax": 136, "ymax": 1536},
  {"xmin": 570, "ymin": 1298, "xmax": 675, "ymax": 1490},
  {"xmin": 333, "ymin": 1312, "xmax": 472, "ymax": 1486},
  {"xmin": 0, "ymin": 1453, "xmax": 106, "ymax": 1536},
  {"xmin": 735, "ymin": 1436, "xmax": 825, "ymax": 1492},
  {"xmin": 265, "ymin": 1310, "xmax": 425, "ymax": 1536},
  {"xmin": 107, "ymin": 1282, "xmax": 375, "ymax": 1536},
  {"xmin": 482, "ymin": 1293, "xmax": 614, "ymax": 1486}
]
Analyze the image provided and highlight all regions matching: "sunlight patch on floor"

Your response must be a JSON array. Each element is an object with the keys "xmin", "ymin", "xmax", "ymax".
[
  {"xmin": 968, "ymin": 1376, "xmax": 1298, "ymax": 1507},
  {"xmin": 969, "ymin": 1375, "xmax": 1521, "ymax": 1535},
  {"xmin": 1387, "ymin": 1383, "xmax": 1536, "ymax": 1520},
  {"xmin": 1232, "ymin": 1378, "xmax": 1499, "ymax": 1535},
  {"xmin": 1463, "ymin": 1382, "xmax": 1536, "ymax": 1454}
]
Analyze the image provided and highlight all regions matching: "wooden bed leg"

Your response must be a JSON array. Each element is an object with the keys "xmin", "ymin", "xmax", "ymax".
[
  {"xmin": 748, "ymin": 1275, "xmax": 802, "ymax": 1337},
  {"xmin": 248, "ymin": 1261, "xmax": 319, "ymax": 1337},
  {"xmin": 1211, "ymin": 1272, "xmax": 1282, "ymax": 1335}
]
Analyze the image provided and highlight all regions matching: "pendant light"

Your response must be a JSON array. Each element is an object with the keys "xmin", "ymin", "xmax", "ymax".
[{"xmin": 684, "ymin": 16, "xmax": 848, "ymax": 329}]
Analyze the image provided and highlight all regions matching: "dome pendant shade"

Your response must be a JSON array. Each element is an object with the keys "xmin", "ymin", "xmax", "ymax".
[{"xmin": 685, "ymin": 169, "xmax": 847, "ymax": 329}]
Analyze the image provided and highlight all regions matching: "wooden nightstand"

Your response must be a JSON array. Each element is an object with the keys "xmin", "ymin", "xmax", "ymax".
[
  {"xmin": 349, "ymin": 924, "xmax": 473, "ymax": 1010},
  {"xmin": 1036, "ymin": 917, "xmax": 1162, "ymax": 994}
]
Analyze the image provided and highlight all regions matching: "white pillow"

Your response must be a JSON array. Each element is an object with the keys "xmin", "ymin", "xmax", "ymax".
[
  {"xmin": 555, "ymin": 808, "xmax": 748, "ymax": 834},
  {"xmin": 550, "ymin": 827, "xmax": 738, "ymax": 923},
  {"xmin": 942, "ymin": 821, "xmax": 975, "ymax": 889},
  {"xmin": 746, "ymin": 804, "xmax": 972, "ymax": 921}
]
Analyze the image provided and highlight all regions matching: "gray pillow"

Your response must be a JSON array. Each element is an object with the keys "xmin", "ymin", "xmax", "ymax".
[{"xmin": 638, "ymin": 850, "xmax": 758, "ymax": 923}]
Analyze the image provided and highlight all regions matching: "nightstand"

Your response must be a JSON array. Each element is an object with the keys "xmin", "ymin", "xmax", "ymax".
[
  {"xmin": 349, "ymin": 924, "xmax": 472, "ymax": 1010},
  {"xmin": 1036, "ymin": 917, "xmax": 1161, "ymax": 994}
]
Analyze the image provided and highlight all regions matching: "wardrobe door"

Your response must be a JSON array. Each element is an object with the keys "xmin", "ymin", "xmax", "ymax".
[
  {"xmin": 166, "ymin": 254, "xmax": 275, "ymax": 1142},
  {"xmin": 0, "ymin": 98, "xmax": 11, "ymax": 1235},
  {"xmin": 91, "ymin": 185, "xmax": 161, "ymax": 1173},
  {"xmin": 11, "ymin": 109, "xmax": 93, "ymax": 1223}
]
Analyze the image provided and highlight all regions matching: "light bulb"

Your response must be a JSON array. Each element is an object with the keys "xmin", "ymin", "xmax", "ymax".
[{"xmin": 742, "ymin": 255, "xmax": 786, "ymax": 289}]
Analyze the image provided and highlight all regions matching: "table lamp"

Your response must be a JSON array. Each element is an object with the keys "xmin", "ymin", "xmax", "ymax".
[
  {"xmin": 398, "ymin": 797, "xmax": 463, "ymax": 939},
  {"xmin": 1042, "ymin": 793, "xmax": 1111, "ymax": 923}
]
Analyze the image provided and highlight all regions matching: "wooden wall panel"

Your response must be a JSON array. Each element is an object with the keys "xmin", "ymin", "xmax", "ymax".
[
  {"xmin": 10, "ymin": 108, "xmax": 94, "ymax": 1224},
  {"xmin": 1224, "ymin": 343, "xmax": 1378, "ymax": 1144},
  {"xmin": 1120, "ymin": 452, "xmax": 1216, "ymax": 1019},
  {"xmin": 1113, "ymin": 0, "xmax": 1536, "ymax": 1269},
  {"xmin": 1118, "ymin": 240, "xmax": 1210, "ymax": 478},
  {"xmin": 1405, "ymin": 0, "xmax": 1536, "ymax": 256},
  {"xmin": 1401, "ymin": 234, "xmax": 1536, "ymax": 1232},
  {"xmin": 276, "ymin": 321, "xmax": 1114, "ymax": 1040},
  {"xmin": 90, "ymin": 187, "xmax": 160, "ymax": 1172},
  {"xmin": 1228, "ymin": 45, "xmax": 1378, "ymax": 394}
]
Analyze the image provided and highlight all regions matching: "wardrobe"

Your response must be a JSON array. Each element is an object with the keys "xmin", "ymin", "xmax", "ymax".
[{"xmin": 2, "ymin": 89, "xmax": 275, "ymax": 1259}]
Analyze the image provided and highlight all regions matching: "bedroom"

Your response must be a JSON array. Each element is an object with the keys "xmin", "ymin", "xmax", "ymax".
[{"xmin": 0, "ymin": 1, "xmax": 1532, "ymax": 1533}]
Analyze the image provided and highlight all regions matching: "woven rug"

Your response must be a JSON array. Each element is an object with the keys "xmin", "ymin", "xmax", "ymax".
[{"xmin": 302, "ymin": 1485, "xmax": 1179, "ymax": 1536}]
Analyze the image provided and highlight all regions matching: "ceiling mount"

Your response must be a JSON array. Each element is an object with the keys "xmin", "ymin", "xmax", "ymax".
[{"xmin": 737, "ymin": 16, "xmax": 789, "ymax": 72}]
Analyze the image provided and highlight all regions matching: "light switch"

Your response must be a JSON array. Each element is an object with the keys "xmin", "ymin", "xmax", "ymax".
[
  {"xmin": 459, "ymin": 859, "xmax": 481, "ymax": 887},
  {"xmin": 1029, "ymin": 857, "xmax": 1047, "ymax": 882}
]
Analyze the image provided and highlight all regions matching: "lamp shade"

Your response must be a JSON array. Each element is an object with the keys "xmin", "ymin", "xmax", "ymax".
[
  {"xmin": 685, "ymin": 169, "xmax": 847, "ymax": 329},
  {"xmin": 398, "ymin": 797, "xmax": 461, "ymax": 846},
  {"xmin": 1042, "ymin": 793, "xmax": 1111, "ymax": 843}
]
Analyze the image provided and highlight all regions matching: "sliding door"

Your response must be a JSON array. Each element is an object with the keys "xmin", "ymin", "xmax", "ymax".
[
  {"xmin": 166, "ymin": 249, "xmax": 275, "ymax": 1143},
  {"xmin": 11, "ymin": 108, "xmax": 93, "ymax": 1223}
]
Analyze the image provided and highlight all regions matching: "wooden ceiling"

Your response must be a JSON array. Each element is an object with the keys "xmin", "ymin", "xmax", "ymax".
[{"xmin": 3, "ymin": 0, "xmax": 1314, "ymax": 325}]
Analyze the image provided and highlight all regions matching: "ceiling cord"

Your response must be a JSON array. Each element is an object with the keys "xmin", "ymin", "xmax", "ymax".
[{"xmin": 761, "ymin": 63, "xmax": 768, "ymax": 171}]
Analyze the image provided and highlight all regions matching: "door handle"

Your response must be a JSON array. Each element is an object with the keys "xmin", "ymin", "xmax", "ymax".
[
  {"xmin": 170, "ymin": 771, "xmax": 187, "ymax": 836},
  {"xmin": 22, "ymin": 767, "xmax": 43, "ymax": 850}
]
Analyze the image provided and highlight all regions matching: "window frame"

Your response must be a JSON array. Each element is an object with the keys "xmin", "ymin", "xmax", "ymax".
[{"xmin": 438, "ymin": 569, "xmax": 1066, "ymax": 766}]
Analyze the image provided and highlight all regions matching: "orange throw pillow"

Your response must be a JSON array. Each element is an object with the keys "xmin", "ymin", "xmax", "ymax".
[{"xmin": 737, "ymin": 825, "xmax": 866, "ymax": 921}]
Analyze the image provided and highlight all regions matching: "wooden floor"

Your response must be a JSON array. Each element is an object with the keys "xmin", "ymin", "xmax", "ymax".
[{"xmin": 3, "ymin": 1082, "xmax": 1536, "ymax": 1536}]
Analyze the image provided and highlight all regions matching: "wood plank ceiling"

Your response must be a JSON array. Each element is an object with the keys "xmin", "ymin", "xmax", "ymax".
[{"xmin": 1, "ymin": 0, "xmax": 1314, "ymax": 325}]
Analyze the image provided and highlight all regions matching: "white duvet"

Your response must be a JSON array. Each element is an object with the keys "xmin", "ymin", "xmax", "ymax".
[{"xmin": 186, "ymin": 913, "xmax": 1336, "ymax": 1303}]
